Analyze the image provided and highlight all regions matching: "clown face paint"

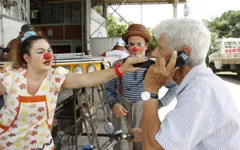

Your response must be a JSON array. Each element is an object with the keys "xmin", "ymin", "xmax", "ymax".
[
  {"xmin": 43, "ymin": 53, "xmax": 53, "ymax": 60},
  {"xmin": 127, "ymin": 36, "xmax": 148, "ymax": 57},
  {"xmin": 28, "ymin": 39, "xmax": 53, "ymax": 71}
]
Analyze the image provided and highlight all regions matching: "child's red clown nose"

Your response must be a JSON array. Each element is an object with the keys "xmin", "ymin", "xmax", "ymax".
[
  {"xmin": 132, "ymin": 47, "xmax": 139, "ymax": 52},
  {"xmin": 44, "ymin": 53, "xmax": 52, "ymax": 59}
]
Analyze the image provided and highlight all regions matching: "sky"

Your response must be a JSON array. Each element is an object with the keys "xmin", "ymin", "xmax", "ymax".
[{"xmin": 109, "ymin": 0, "xmax": 240, "ymax": 28}]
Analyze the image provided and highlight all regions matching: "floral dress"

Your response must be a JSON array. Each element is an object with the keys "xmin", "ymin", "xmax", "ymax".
[{"xmin": 0, "ymin": 63, "xmax": 69, "ymax": 150}]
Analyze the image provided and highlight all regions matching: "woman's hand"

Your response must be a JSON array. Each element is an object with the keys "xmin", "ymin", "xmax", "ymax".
[{"xmin": 118, "ymin": 55, "xmax": 145, "ymax": 74}]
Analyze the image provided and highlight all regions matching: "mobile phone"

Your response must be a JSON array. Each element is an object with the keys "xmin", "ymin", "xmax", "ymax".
[
  {"xmin": 133, "ymin": 51, "xmax": 188, "ymax": 68},
  {"xmin": 133, "ymin": 59, "xmax": 155, "ymax": 68},
  {"xmin": 175, "ymin": 51, "xmax": 188, "ymax": 67}
]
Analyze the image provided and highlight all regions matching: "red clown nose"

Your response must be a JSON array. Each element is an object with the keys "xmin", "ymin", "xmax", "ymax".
[
  {"xmin": 43, "ymin": 53, "xmax": 52, "ymax": 60},
  {"xmin": 132, "ymin": 47, "xmax": 139, "ymax": 52}
]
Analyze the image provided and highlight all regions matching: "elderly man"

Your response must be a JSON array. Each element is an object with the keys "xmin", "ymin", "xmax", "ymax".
[
  {"xmin": 141, "ymin": 18, "xmax": 240, "ymax": 150},
  {"xmin": 104, "ymin": 24, "xmax": 177, "ymax": 150}
]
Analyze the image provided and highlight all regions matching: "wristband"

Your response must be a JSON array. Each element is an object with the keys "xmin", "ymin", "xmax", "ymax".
[{"xmin": 114, "ymin": 63, "xmax": 123, "ymax": 77}]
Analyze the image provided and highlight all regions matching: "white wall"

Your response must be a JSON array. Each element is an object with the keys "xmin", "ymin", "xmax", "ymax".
[
  {"xmin": 90, "ymin": 9, "xmax": 107, "ymax": 38},
  {"xmin": 1, "ymin": 17, "xmax": 25, "ymax": 46},
  {"xmin": 90, "ymin": 37, "xmax": 122, "ymax": 56}
]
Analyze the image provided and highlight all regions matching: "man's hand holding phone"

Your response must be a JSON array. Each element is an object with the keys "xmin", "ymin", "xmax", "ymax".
[{"xmin": 144, "ymin": 51, "xmax": 178, "ymax": 94}]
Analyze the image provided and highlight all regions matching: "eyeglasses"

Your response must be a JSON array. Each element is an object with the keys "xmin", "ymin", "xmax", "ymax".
[{"xmin": 127, "ymin": 42, "xmax": 143, "ymax": 48}]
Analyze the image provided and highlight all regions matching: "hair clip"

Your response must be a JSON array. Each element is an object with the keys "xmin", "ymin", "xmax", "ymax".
[{"xmin": 21, "ymin": 31, "xmax": 37, "ymax": 42}]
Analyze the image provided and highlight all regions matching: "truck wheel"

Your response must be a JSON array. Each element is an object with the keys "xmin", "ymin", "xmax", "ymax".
[{"xmin": 209, "ymin": 63, "xmax": 216, "ymax": 74}]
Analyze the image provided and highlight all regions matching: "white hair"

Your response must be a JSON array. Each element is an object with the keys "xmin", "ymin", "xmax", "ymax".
[{"xmin": 154, "ymin": 18, "xmax": 210, "ymax": 67}]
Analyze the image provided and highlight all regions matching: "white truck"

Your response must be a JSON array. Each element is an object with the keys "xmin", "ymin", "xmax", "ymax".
[{"xmin": 208, "ymin": 38, "xmax": 240, "ymax": 75}]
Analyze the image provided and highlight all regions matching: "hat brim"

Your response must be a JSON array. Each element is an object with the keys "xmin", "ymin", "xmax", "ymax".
[
  {"xmin": 117, "ymin": 44, "xmax": 125, "ymax": 47},
  {"xmin": 122, "ymin": 31, "xmax": 153, "ymax": 43}
]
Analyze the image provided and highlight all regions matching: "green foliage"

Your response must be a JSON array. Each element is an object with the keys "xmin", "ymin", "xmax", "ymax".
[
  {"xmin": 206, "ymin": 10, "xmax": 240, "ymax": 38},
  {"xmin": 147, "ymin": 27, "xmax": 158, "ymax": 49},
  {"xmin": 93, "ymin": 6, "xmax": 103, "ymax": 16},
  {"xmin": 107, "ymin": 15, "xmax": 128, "ymax": 37},
  {"xmin": 204, "ymin": 10, "xmax": 240, "ymax": 61},
  {"xmin": 93, "ymin": 6, "xmax": 128, "ymax": 37}
]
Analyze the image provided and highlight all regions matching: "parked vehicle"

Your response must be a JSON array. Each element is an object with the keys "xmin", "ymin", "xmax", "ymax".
[{"xmin": 208, "ymin": 38, "xmax": 240, "ymax": 75}]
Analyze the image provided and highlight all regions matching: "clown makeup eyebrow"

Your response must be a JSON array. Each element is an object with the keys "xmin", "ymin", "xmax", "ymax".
[
  {"xmin": 47, "ymin": 47, "xmax": 53, "ymax": 53},
  {"xmin": 35, "ymin": 47, "xmax": 52, "ymax": 54},
  {"xmin": 128, "ymin": 41, "xmax": 143, "ymax": 47}
]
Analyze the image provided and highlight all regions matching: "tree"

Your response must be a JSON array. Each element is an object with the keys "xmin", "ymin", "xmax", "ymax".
[
  {"xmin": 206, "ymin": 10, "xmax": 240, "ymax": 38},
  {"xmin": 94, "ymin": 6, "xmax": 103, "ymax": 16},
  {"xmin": 107, "ymin": 15, "xmax": 129, "ymax": 37},
  {"xmin": 147, "ymin": 27, "xmax": 158, "ymax": 49},
  {"xmin": 93, "ymin": 6, "xmax": 129, "ymax": 37}
]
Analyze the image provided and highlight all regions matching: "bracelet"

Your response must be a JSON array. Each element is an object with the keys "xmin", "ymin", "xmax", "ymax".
[
  {"xmin": 114, "ymin": 63, "xmax": 123, "ymax": 77},
  {"xmin": 114, "ymin": 63, "xmax": 123, "ymax": 94}
]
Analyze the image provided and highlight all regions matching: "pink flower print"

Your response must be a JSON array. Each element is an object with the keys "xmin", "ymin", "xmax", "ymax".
[
  {"xmin": 31, "ymin": 131, "xmax": 38, "ymax": 136},
  {"xmin": 30, "ymin": 140, "xmax": 37, "ymax": 145},
  {"xmin": 8, "ymin": 133, "xmax": 16, "ymax": 137},
  {"xmin": 6, "ymin": 141, "xmax": 12, "ymax": 146},
  {"xmin": 55, "ymin": 77, "xmax": 61, "ymax": 83},
  {"xmin": 19, "ymin": 83, "xmax": 27, "ymax": 90},
  {"xmin": 36, "ymin": 116, "xmax": 43, "ymax": 121},
  {"xmin": 23, "ymin": 72, "xmax": 27, "ymax": 78},
  {"xmin": 37, "ymin": 107, "xmax": 45, "ymax": 112}
]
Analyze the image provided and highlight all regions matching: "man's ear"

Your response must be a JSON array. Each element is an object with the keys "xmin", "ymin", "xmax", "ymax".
[
  {"xmin": 19, "ymin": 32, "xmax": 24, "ymax": 38},
  {"xmin": 23, "ymin": 54, "xmax": 30, "ymax": 63},
  {"xmin": 180, "ymin": 46, "xmax": 191, "ymax": 56}
]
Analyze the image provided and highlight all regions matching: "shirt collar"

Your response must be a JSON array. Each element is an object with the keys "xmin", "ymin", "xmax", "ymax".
[{"xmin": 176, "ymin": 62, "xmax": 207, "ymax": 95}]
